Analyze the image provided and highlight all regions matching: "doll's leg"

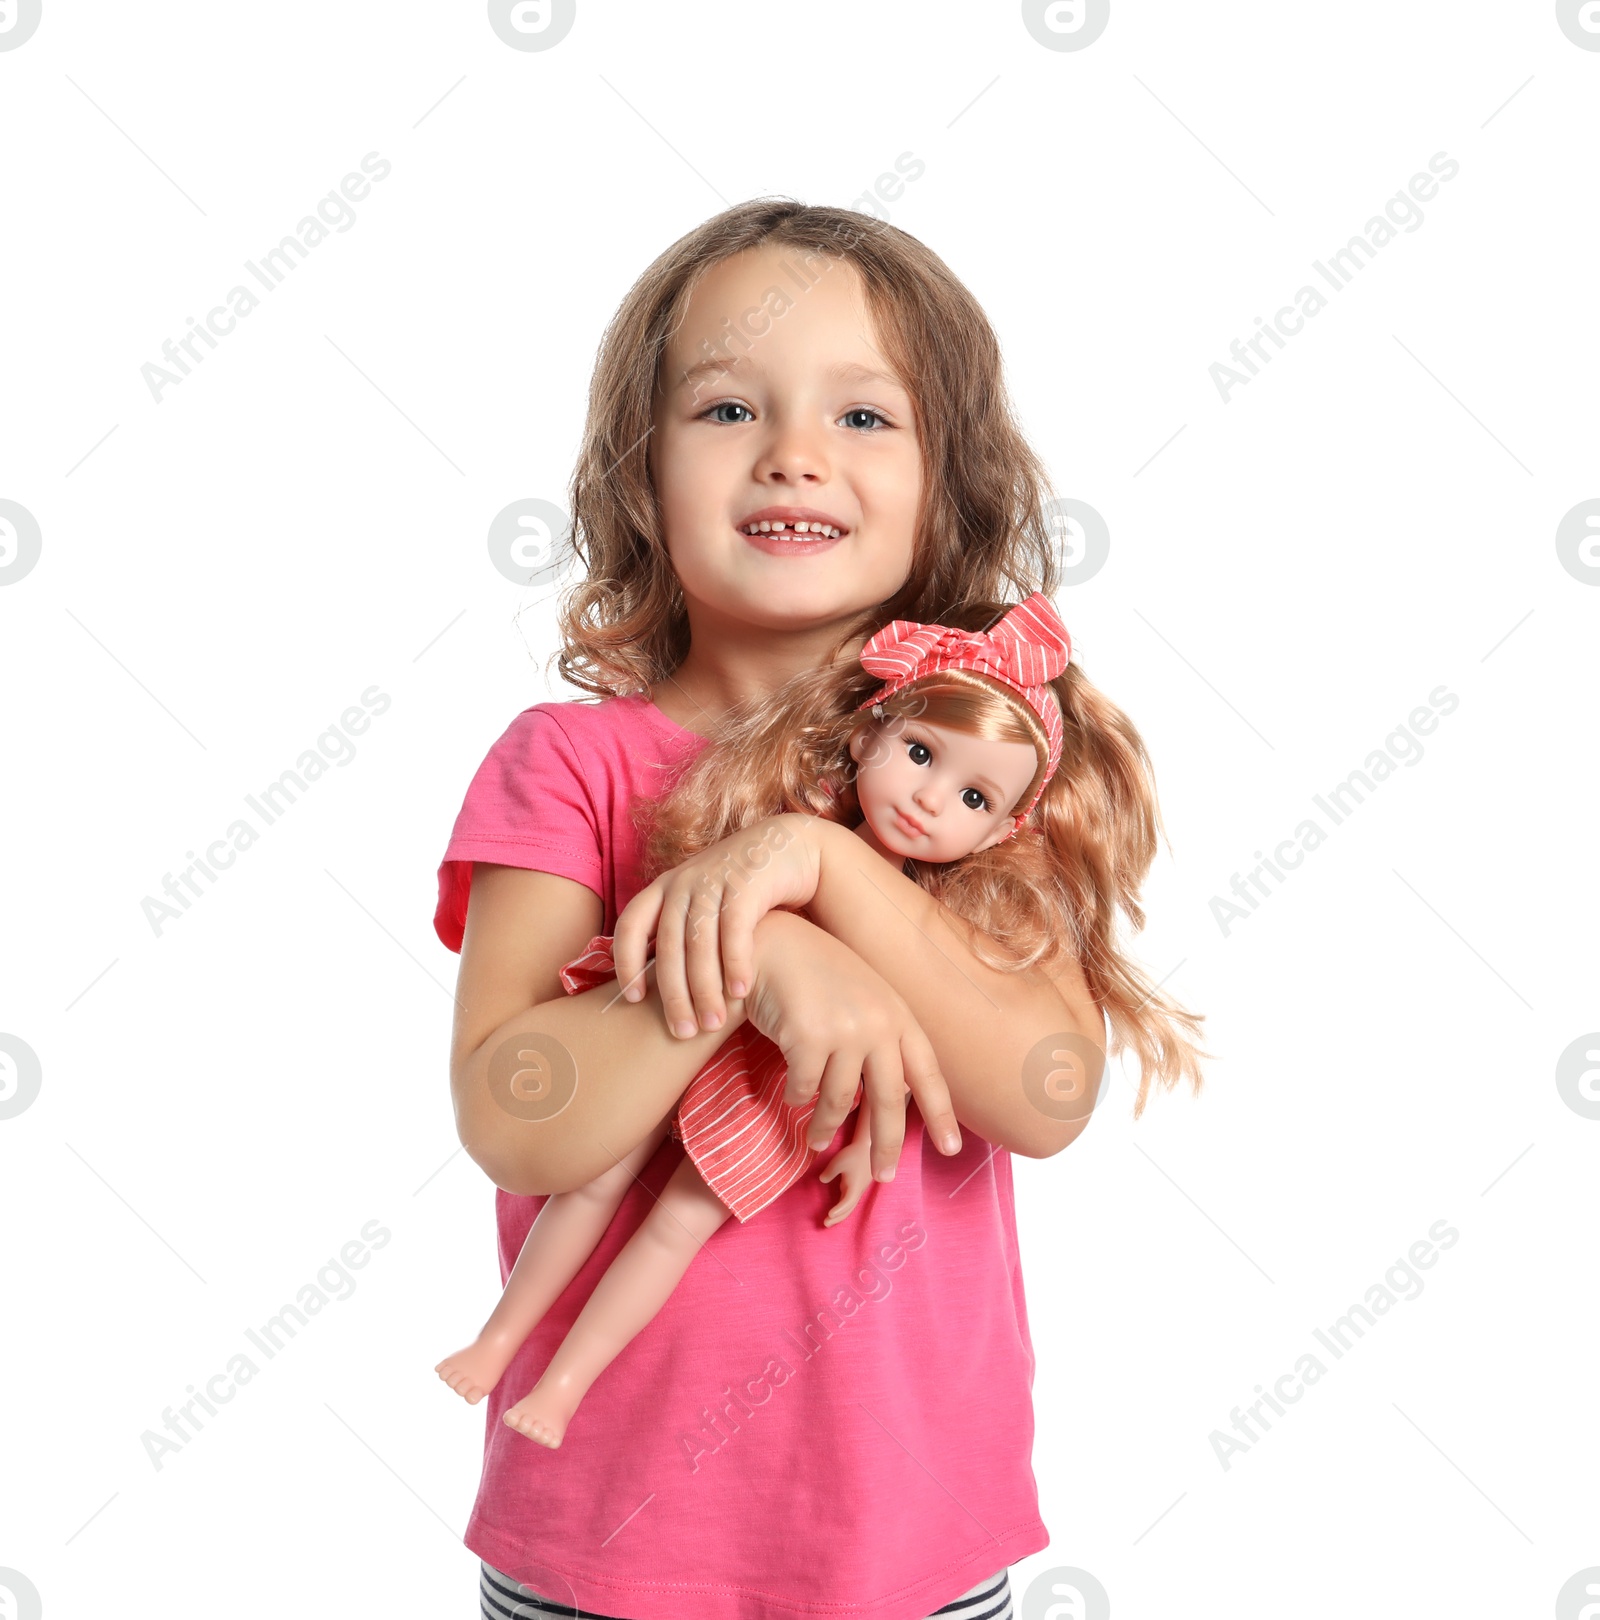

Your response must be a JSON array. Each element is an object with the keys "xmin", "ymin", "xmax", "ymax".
[
  {"xmin": 503, "ymin": 1150, "xmax": 731, "ymax": 1448},
  {"xmin": 435, "ymin": 1116, "xmax": 672, "ymax": 1404}
]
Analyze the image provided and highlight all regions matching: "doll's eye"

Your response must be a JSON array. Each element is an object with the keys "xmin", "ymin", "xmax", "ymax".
[
  {"xmin": 906, "ymin": 739, "xmax": 931, "ymax": 766},
  {"xmin": 961, "ymin": 787, "xmax": 990, "ymax": 812}
]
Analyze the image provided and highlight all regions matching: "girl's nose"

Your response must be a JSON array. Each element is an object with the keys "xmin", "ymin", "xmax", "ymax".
[
  {"xmin": 913, "ymin": 782, "xmax": 942, "ymax": 815},
  {"xmin": 753, "ymin": 416, "xmax": 830, "ymax": 484}
]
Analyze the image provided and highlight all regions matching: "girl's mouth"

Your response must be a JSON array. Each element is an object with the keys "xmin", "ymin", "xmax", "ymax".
[
  {"xmin": 894, "ymin": 808, "xmax": 925, "ymax": 837},
  {"xmin": 737, "ymin": 521, "xmax": 846, "ymax": 557}
]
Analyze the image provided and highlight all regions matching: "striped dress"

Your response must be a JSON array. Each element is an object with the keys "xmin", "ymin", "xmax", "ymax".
[{"xmin": 560, "ymin": 934, "xmax": 861, "ymax": 1223}]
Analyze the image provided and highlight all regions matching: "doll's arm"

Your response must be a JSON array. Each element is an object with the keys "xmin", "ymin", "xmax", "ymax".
[{"xmin": 817, "ymin": 1099, "xmax": 876, "ymax": 1227}]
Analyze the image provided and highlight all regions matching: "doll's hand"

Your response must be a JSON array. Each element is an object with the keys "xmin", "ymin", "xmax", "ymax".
[
  {"xmin": 614, "ymin": 813, "xmax": 829, "ymax": 1038},
  {"xmin": 818, "ymin": 1100, "xmax": 876, "ymax": 1227},
  {"xmin": 744, "ymin": 910, "xmax": 961, "ymax": 1180}
]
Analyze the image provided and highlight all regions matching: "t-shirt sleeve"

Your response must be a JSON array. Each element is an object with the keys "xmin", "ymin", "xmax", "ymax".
[{"xmin": 432, "ymin": 705, "xmax": 603, "ymax": 954}]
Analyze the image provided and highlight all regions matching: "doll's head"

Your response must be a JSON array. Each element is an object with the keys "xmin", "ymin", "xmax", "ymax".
[
  {"xmin": 842, "ymin": 591, "xmax": 1070, "ymax": 863},
  {"xmin": 846, "ymin": 688, "xmax": 1045, "ymax": 865},
  {"xmin": 634, "ymin": 592, "xmax": 1071, "ymax": 882},
  {"xmin": 549, "ymin": 199, "xmax": 1064, "ymax": 699}
]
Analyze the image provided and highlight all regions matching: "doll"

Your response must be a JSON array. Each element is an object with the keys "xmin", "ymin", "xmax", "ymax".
[{"xmin": 437, "ymin": 593, "xmax": 1078, "ymax": 1449}]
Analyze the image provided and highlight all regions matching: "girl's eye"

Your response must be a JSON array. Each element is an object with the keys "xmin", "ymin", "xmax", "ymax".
[
  {"xmin": 702, "ymin": 401, "xmax": 754, "ymax": 425},
  {"xmin": 907, "ymin": 740, "xmax": 931, "ymax": 766},
  {"xmin": 840, "ymin": 407, "xmax": 889, "ymax": 432},
  {"xmin": 696, "ymin": 402, "xmax": 891, "ymax": 432},
  {"xmin": 961, "ymin": 787, "xmax": 990, "ymax": 812}
]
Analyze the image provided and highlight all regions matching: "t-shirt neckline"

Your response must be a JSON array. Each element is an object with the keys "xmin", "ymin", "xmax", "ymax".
[{"xmin": 633, "ymin": 689, "xmax": 706, "ymax": 743}]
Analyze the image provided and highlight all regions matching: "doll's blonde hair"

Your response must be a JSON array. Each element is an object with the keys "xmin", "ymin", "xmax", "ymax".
[{"xmin": 634, "ymin": 601, "xmax": 1211, "ymax": 1119}]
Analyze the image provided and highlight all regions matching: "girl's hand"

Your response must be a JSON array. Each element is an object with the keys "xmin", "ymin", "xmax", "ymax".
[
  {"xmin": 743, "ymin": 910, "xmax": 962, "ymax": 1181},
  {"xmin": 817, "ymin": 1103, "xmax": 876, "ymax": 1226},
  {"xmin": 613, "ymin": 813, "xmax": 829, "ymax": 1039}
]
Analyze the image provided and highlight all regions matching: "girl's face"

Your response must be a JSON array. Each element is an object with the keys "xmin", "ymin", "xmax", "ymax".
[
  {"xmin": 849, "ymin": 716, "xmax": 1041, "ymax": 863},
  {"xmin": 649, "ymin": 245, "xmax": 923, "ymax": 639}
]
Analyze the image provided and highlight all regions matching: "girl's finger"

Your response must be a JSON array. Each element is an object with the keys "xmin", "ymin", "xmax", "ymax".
[
  {"xmin": 613, "ymin": 882, "xmax": 666, "ymax": 1000},
  {"xmin": 899, "ymin": 1024, "xmax": 960, "ymax": 1157},
  {"xmin": 682, "ymin": 879, "xmax": 727, "ymax": 1030},
  {"xmin": 717, "ymin": 885, "xmax": 760, "ymax": 1004},
  {"xmin": 652, "ymin": 881, "xmax": 698, "ymax": 1037},
  {"xmin": 805, "ymin": 1048, "xmax": 869, "ymax": 1154},
  {"xmin": 847, "ymin": 1099, "xmax": 874, "ymax": 1171},
  {"xmin": 780, "ymin": 1033, "xmax": 826, "ymax": 1113},
  {"xmin": 858, "ymin": 1045, "xmax": 909, "ymax": 1180}
]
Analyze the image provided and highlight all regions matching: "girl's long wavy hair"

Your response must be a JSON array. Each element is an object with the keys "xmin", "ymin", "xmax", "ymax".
[
  {"xmin": 549, "ymin": 199, "xmax": 1058, "ymax": 692},
  {"xmin": 633, "ymin": 601, "xmax": 1210, "ymax": 1118},
  {"xmin": 545, "ymin": 198, "xmax": 1208, "ymax": 1117}
]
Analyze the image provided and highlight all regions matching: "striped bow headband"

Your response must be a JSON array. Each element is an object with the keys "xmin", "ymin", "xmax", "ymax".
[{"xmin": 855, "ymin": 591, "xmax": 1072, "ymax": 834}]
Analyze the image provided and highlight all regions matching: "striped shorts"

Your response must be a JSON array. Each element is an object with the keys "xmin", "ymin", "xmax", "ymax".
[{"xmin": 480, "ymin": 1560, "xmax": 1013, "ymax": 1619}]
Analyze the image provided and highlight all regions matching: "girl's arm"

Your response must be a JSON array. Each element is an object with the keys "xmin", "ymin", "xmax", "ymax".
[
  {"xmin": 613, "ymin": 816, "xmax": 1105, "ymax": 1161},
  {"xmin": 451, "ymin": 863, "xmax": 960, "ymax": 1197},
  {"xmin": 450, "ymin": 865, "xmax": 742, "ymax": 1197},
  {"xmin": 801, "ymin": 820, "xmax": 1105, "ymax": 1161}
]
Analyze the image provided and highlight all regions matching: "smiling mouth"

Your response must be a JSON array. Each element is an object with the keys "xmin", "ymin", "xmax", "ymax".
[
  {"xmin": 736, "ymin": 522, "xmax": 847, "ymax": 554},
  {"xmin": 736, "ymin": 519, "xmax": 848, "ymax": 539}
]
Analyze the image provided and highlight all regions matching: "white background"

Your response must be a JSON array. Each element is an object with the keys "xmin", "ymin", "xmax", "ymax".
[{"xmin": 1, "ymin": 2, "xmax": 1595, "ymax": 1616}]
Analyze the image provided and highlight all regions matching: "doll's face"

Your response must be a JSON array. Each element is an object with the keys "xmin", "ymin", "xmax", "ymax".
[
  {"xmin": 649, "ymin": 245, "xmax": 922, "ymax": 639},
  {"xmin": 849, "ymin": 716, "xmax": 1041, "ymax": 863}
]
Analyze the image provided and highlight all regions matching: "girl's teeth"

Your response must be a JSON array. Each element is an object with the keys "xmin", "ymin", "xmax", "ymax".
[{"xmin": 742, "ymin": 521, "xmax": 841, "ymax": 538}]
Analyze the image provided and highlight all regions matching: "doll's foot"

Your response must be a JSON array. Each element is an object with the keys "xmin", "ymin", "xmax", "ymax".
[
  {"xmin": 435, "ymin": 1330, "xmax": 522, "ymax": 1405},
  {"xmin": 503, "ymin": 1371, "xmax": 587, "ymax": 1449}
]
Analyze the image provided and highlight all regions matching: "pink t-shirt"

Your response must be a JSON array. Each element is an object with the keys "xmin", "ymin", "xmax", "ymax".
[{"xmin": 433, "ymin": 693, "xmax": 1049, "ymax": 1620}]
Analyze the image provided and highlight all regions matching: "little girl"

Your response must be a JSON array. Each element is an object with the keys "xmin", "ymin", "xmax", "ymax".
[
  {"xmin": 437, "ymin": 593, "xmax": 1081, "ymax": 1449},
  {"xmin": 434, "ymin": 198, "xmax": 1207, "ymax": 1620}
]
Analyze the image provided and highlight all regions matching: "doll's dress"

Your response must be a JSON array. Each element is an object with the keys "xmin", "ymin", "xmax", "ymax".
[{"xmin": 559, "ymin": 934, "xmax": 862, "ymax": 1223}]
